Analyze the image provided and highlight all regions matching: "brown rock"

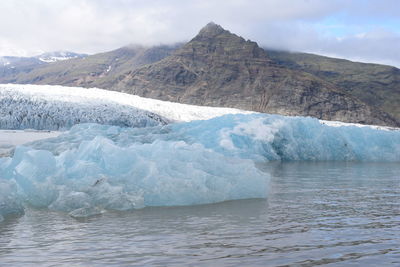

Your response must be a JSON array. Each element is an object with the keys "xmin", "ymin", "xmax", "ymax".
[{"xmin": 112, "ymin": 23, "xmax": 398, "ymax": 127}]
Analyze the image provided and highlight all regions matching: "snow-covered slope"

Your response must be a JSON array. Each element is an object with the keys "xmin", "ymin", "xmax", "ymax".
[{"xmin": 0, "ymin": 84, "xmax": 252, "ymax": 130}]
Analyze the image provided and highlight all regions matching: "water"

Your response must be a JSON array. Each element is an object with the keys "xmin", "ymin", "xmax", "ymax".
[{"xmin": 0, "ymin": 162, "xmax": 399, "ymax": 266}]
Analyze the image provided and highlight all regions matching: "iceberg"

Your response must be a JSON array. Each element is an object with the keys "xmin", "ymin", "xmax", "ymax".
[
  {"xmin": 27, "ymin": 113, "xmax": 400, "ymax": 162},
  {"xmin": 1, "ymin": 113, "xmax": 399, "ymax": 219},
  {"xmin": 170, "ymin": 114, "xmax": 400, "ymax": 162},
  {"xmin": 0, "ymin": 135, "xmax": 267, "ymax": 219}
]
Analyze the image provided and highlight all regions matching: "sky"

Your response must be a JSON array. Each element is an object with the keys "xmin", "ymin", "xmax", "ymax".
[{"xmin": 0, "ymin": 0, "xmax": 399, "ymax": 67}]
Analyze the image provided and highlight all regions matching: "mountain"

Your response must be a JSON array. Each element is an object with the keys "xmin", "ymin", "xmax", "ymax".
[
  {"xmin": 108, "ymin": 22, "xmax": 398, "ymax": 126},
  {"xmin": 0, "ymin": 23, "xmax": 398, "ymax": 127},
  {"xmin": 6, "ymin": 45, "xmax": 179, "ymax": 87},
  {"xmin": 266, "ymin": 50, "xmax": 400, "ymax": 122},
  {"xmin": 0, "ymin": 56, "xmax": 45, "ymax": 80},
  {"xmin": 0, "ymin": 51, "xmax": 88, "ymax": 82}
]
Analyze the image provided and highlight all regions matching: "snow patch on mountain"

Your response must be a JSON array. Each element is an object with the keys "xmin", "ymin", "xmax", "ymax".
[{"xmin": 36, "ymin": 51, "xmax": 87, "ymax": 63}]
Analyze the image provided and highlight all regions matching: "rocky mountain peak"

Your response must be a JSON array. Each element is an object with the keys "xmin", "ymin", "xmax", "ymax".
[
  {"xmin": 197, "ymin": 22, "xmax": 226, "ymax": 38},
  {"xmin": 180, "ymin": 22, "xmax": 268, "ymax": 62}
]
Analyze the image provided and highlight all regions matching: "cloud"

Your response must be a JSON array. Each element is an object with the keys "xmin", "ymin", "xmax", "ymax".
[
  {"xmin": 318, "ymin": 29, "xmax": 400, "ymax": 67},
  {"xmin": 0, "ymin": 0, "xmax": 399, "ymax": 67},
  {"xmin": 256, "ymin": 22, "xmax": 400, "ymax": 67}
]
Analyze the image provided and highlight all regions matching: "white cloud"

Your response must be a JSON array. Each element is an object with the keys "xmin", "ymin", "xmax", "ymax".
[{"xmin": 0, "ymin": 0, "xmax": 398, "ymax": 67}]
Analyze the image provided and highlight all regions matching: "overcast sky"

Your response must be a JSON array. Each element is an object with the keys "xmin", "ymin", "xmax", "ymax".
[{"xmin": 0, "ymin": 0, "xmax": 399, "ymax": 67}]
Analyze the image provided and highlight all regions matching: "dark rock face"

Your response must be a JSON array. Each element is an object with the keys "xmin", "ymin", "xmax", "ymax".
[
  {"xmin": 111, "ymin": 23, "xmax": 398, "ymax": 127},
  {"xmin": 267, "ymin": 50, "xmax": 400, "ymax": 122}
]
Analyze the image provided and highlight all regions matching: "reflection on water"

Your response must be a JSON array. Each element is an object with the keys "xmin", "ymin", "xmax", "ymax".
[{"xmin": 0, "ymin": 162, "xmax": 399, "ymax": 266}]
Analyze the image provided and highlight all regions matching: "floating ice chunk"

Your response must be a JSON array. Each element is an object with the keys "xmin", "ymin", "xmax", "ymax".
[
  {"xmin": 24, "ymin": 113, "xmax": 400, "ymax": 162},
  {"xmin": 170, "ymin": 114, "xmax": 400, "ymax": 162},
  {"xmin": 1, "ymin": 113, "xmax": 399, "ymax": 219},
  {"xmin": 0, "ymin": 132, "xmax": 268, "ymax": 218}
]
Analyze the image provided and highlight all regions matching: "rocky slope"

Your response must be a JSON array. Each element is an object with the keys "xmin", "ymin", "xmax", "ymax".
[
  {"xmin": 7, "ymin": 45, "xmax": 179, "ymax": 87},
  {"xmin": 0, "ymin": 56, "xmax": 45, "ymax": 81},
  {"xmin": 110, "ymin": 23, "xmax": 398, "ymax": 126},
  {"xmin": 0, "ymin": 51, "xmax": 87, "ymax": 82},
  {"xmin": 267, "ymin": 50, "xmax": 400, "ymax": 122}
]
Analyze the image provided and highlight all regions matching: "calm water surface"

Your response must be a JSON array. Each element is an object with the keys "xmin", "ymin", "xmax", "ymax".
[{"xmin": 0, "ymin": 162, "xmax": 399, "ymax": 266}]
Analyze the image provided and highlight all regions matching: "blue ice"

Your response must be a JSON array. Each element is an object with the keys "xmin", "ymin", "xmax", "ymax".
[{"xmin": 0, "ymin": 113, "xmax": 399, "ymax": 219}]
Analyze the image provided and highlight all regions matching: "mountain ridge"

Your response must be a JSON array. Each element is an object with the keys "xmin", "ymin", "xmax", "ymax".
[
  {"xmin": 0, "ymin": 23, "xmax": 398, "ymax": 127},
  {"xmin": 109, "ymin": 23, "xmax": 398, "ymax": 126}
]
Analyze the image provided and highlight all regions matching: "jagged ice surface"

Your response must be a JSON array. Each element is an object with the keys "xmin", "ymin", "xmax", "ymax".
[
  {"xmin": 0, "ymin": 136, "xmax": 267, "ymax": 218},
  {"xmin": 0, "ymin": 84, "xmax": 251, "ymax": 130},
  {"xmin": 0, "ymin": 85, "xmax": 168, "ymax": 130},
  {"xmin": 1, "ymin": 113, "xmax": 399, "ymax": 219}
]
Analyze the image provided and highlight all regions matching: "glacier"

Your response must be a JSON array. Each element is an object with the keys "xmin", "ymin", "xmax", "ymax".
[
  {"xmin": 0, "ymin": 84, "xmax": 252, "ymax": 130},
  {"xmin": 0, "ymin": 85, "xmax": 168, "ymax": 130},
  {"xmin": 1, "ymin": 113, "xmax": 399, "ymax": 219}
]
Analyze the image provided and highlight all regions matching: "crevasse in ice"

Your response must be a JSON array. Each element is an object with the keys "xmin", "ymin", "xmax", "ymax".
[{"xmin": 1, "ymin": 113, "xmax": 399, "ymax": 219}]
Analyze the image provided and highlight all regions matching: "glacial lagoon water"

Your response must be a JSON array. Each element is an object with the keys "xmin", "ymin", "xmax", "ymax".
[{"xmin": 1, "ymin": 162, "xmax": 399, "ymax": 266}]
